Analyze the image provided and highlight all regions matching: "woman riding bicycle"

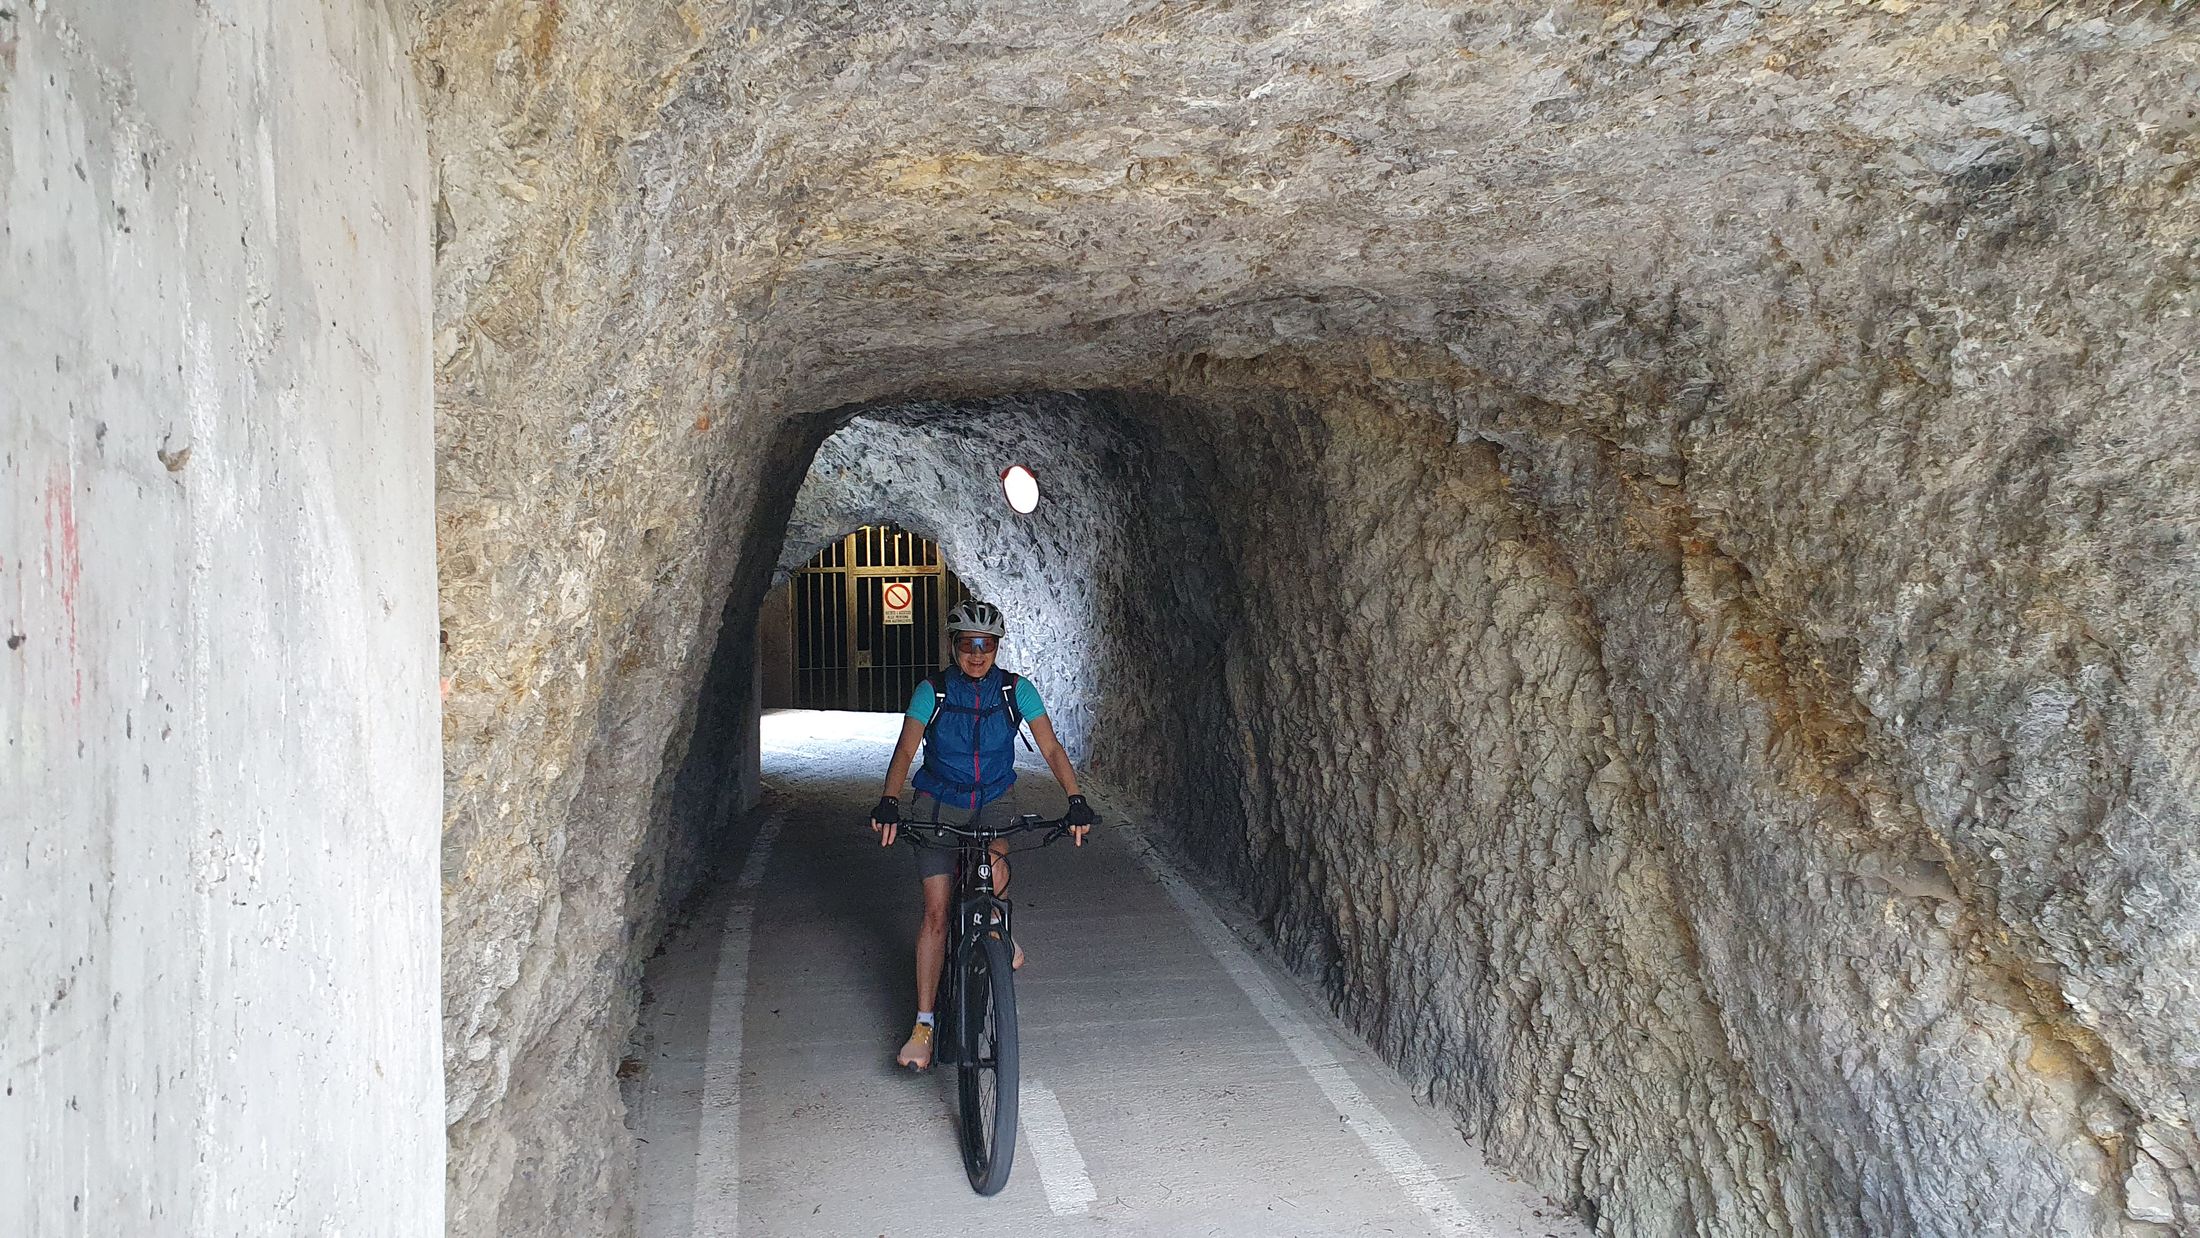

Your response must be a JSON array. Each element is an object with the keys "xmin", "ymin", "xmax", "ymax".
[{"xmin": 869, "ymin": 599, "xmax": 1096, "ymax": 1069}]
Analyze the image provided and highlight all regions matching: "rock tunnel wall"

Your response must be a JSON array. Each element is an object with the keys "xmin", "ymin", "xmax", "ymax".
[
  {"xmin": 1139, "ymin": 351, "xmax": 2200, "ymax": 1234},
  {"xmin": 2, "ymin": 1, "xmax": 442, "ymax": 1232},
  {"xmin": 417, "ymin": 1, "xmax": 2200, "ymax": 1234}
]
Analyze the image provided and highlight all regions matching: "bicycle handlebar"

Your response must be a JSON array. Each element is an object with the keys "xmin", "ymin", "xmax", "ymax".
[{"xmin": 893, "ymin": 811, "xmax": 1101, "ymax": 851}]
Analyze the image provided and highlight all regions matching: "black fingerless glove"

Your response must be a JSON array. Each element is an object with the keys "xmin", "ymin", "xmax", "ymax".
[
  {"xmin": 1064, "ymin": 794, "xmax": 1096, "ymax": 827},
  {"xmin": 872, "ymin": 795, "xmax": 901, "ymax": 825}
]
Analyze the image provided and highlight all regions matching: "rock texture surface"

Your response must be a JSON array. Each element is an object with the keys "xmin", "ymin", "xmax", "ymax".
[{"xmin": 418, "ymin": 1, "xmax": 2199, "ymax": 1234}]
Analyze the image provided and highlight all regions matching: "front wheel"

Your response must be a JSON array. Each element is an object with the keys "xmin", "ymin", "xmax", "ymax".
[{"xmin": 956, "ymin": 932, "xmax": 1019, "ymax": 1195}]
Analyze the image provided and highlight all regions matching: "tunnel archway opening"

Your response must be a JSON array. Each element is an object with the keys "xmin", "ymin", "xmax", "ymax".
[{"xmin": 727, "ymin": 389, "xmax": 1250, "ymax": 789}]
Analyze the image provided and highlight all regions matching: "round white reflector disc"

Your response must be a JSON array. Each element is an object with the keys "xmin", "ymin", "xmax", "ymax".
[{"xmin": 1000, "ymin": 464, "xmax": 1040, "ymax": 514}]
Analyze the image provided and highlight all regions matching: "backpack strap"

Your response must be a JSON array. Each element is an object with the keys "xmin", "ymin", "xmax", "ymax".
[
  {"xmin": 1000, "ymin": 671, "xmax": 1035, "ymax": 752},
  {"xmin": 923, "ymin": 668, "xmax": 949, "ymax": 742}
]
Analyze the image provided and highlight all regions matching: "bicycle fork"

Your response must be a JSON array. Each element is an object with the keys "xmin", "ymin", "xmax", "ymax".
[{"xmin": 936, "ymin": 885, "xmax": 1010, "ymax": 1067}]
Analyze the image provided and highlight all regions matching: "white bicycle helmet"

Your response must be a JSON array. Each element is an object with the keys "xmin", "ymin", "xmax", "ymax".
[{"xmin": 946, "ymin": 599, "xmax": 1006, "ymax": 637}]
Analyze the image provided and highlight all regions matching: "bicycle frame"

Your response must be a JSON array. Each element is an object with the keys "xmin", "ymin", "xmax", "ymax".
[
  {"xmin": 898, "ymin": 809, "xmax": 1087, "ymax": 1193},
  {"xmin": 957, "ymin": 846, "xmax": 1009, "ymax": 954},
  {"xmin": 903, "ymin": 814, "xmax": 1071, "ymax": 1058}
]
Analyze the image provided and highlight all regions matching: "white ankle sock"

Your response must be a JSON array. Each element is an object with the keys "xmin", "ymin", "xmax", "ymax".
[{"xmin": 916, "ymin": 1011, "xmax": 935, "ymax": 1027}]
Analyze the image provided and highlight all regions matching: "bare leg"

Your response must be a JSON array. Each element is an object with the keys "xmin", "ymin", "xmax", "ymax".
[
  {"xmin": 988, "ymin": 839, "xmax": 1024, "ymax": 971},
  {"xmin": 915, "ymin": 873, "xmax": 951, "ymax": 1012},
  {"xmin": 899, "ymin": 874, "xmax": 952, "ymax": 1069}
]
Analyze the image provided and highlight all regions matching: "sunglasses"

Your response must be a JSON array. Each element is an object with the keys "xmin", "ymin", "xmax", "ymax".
[{"xmin": 953, "ymin": 634, "xmax": 998, "ymax": 653}]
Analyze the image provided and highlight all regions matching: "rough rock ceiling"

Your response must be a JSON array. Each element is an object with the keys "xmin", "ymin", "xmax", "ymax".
[{"xmin": 418, "ymin": 2, "xmax": 2199, "ymax": 1234}]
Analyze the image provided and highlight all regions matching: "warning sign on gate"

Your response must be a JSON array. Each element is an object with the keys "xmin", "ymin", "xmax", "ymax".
[{"xmin": 882, "ymin": 581, "xmax": 914, "ymax": 625}]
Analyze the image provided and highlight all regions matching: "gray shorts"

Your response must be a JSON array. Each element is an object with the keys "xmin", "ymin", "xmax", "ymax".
[{"xmin": 907, "ymin": 786, "xmax": 1036, "ymax": 880}]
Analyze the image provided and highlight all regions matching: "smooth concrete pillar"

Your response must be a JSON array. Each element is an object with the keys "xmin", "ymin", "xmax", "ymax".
[{"xmin": 0, "ymin": 2, "xmax": 441, "ymax": 1232}]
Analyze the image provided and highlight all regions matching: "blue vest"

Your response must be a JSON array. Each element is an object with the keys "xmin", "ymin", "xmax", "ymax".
[{"xmin": 913, "ymin": 667, "xmax": 1021, "ymax": 810}]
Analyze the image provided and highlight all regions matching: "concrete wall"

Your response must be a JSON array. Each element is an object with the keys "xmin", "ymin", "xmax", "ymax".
[{"xmin": 0, "ymin": 2, "xmax": 441, "ymax": 1233}]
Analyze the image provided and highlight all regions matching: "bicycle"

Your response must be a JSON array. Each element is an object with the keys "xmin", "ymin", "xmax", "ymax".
[{"xmin": 901, "ymin": 809, "xmax": 1094, "ymax": 1195}]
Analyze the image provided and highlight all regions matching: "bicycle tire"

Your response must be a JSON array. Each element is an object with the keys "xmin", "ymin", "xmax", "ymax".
[{"xmin": 956, "ymin": 932, "xmax": 1019, "ymax": 1195}]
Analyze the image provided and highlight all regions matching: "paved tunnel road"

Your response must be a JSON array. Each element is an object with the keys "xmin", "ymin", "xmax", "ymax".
[{"xmin": 630, "ymin": 711, "xmax": 1578, "ymax": 1238}]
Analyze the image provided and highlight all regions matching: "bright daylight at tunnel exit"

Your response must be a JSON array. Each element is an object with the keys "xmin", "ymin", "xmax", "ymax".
[{"xmin": 4, "ymin": 2, "xmax": 2196, "ymax": 1237}]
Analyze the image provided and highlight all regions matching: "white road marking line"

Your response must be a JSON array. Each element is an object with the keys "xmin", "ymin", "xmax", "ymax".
[
  {"xmin": 1020, "ymin": 1079, "xmax": 1099, "ymax": 1216},
  {"xmin": 691, "ymin": 811, "xmax": 784, "ymax": 1238},
  {"xmin": 1122, "ymin": 822, "xmax": 1498, "ymax": 1238}
]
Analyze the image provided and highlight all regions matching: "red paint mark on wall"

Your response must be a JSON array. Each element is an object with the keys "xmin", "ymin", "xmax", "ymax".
[{"xmin": 43, "ymin": 468, "xmax": 82, "ymax": 711}]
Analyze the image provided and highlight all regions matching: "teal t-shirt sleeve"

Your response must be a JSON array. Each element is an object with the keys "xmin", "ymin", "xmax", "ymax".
[
  {"xmin": 1015, "ymin": 675, "xmax": 1046, "ymax": 720},
  {"xmin": 905, "ymin": 679, "xmax": 938, "ymax": 725}
]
